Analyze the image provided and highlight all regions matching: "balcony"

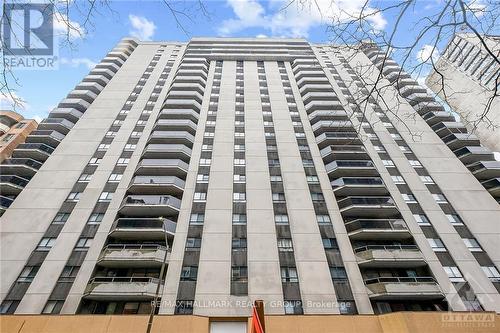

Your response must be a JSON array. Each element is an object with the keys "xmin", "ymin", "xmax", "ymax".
[
  {"xmin": 148, "ymin": 131, "xmax": 195, "ymax": 147},
  {"xmin": 74, "ymin": 81, "xmax": 105, "ymax": 95},
  {"xmin": 311, "ymin": 120, "xmax": 354, "ymax": 136},
  {"xmin": 25, "ymin": 130, "xmax": 65, "ymax": 147},
  {"xmin": 316, "ymin": 132, "xmax": 360, "ymax": 148},
  {"xmin": 49, "ymin": 108, "xmax": 84, "ymax": 123},
  {"xmin": 405, "ymin": 93, "xmax": 435, "ymax": 106},
  {"xmin": 467, "ymin": 161, "xmax": 500, "ymax": 180},
  {"xmin": 413, "ymin": 101, "xmax": 444, "ymax": 115},
  {"xmin": 325, "ymin": 160, "xmax": 378, "ymax": 178},
  {"xmin": 443, "ymin": 133, "xmax": 480, "ymax": 150},
  {"xmin": 301, "ymin": 91, "xmax": 339, "ymax": 104},
  {"xmin": 0, "ymin": 195, "xmax": 14, "ymax": 213},
  {"xmin": 159, "ymin": 109, "xmax": 199, "ymax": 122},
  {"xmin": 57, "ymin": 98, "xmax": 91, "ymax": 113},
  {"xmin": 83, "ymin": 277, "xmax": 163, "ymax": 301},
  {"xmin": 142, "ymin": 144, "xmax": 192, "ymax": 161},
  {"xmin": 38, "ymin": 118, "xmax": 74, "ymax": 135},
  {"xmin": 109, "ymin": 218, "xmax": 176, "ymax": 240},
  {"xmin": 135, "ymin": 159, "xmax": 189, "ymax": 177},
  {"xmin": 119, "ymin": 195, "xmax": 181, "ymax": 216},
  {"xmin": 0, "ymin": 175, "xmax": 29, "ymax": 195},
  {"xmin": 97, "ymin": 244, "xmax": 169, "ymax": 267},
  {"xmin": 422, "ymin": 111, "xmax": 455, "ymax": 126},
  {"xmin": 332, "ymin": 177, "xmax": 388, "ymax": 196},
  {"xmin": 364, "ymin": 277, "xmax": 443, "ymax": 300},
  {"xmin": 345, "ymin": 219, "xmax": 410, "ymax": 240},
  {"xmin": 482, "ymin": 178, "xmax": 500, "ymax": 197},
  {"xmin": 128, "ymin": 176, "xmax": 185, "ymax": 195},
  {"xmin": 454, "ymin": 146, "xmax": 495, "ymax": 165},
  {"xmin": 354, "ymin": 245, "xmax": 425, "ymax": 267},
  {"xmin": 320, "ymin": 145, "xmax": 369, "ymax": 162},
  {"xmin": 162, "ymin": 98, "xmax": 202, "ymax": 113},
  {"xmin": 299, "ymin": 83, "xmax": 336, "ymax": 95},
  {"xmin": 0, "ymin": 158, "xmax": 42, "ymax": 177},
  {"xmin": 308, "ymin": 110, "xmax": 349, "ymax": 124},
  {"xmin": 337, "ymin": 196, "xmax": 399, "ymax": 218},
  {"xmin": 12, "ymin": 143, "xmax": 54, "ymax": 161},
  {"xmin": 432, "ymin": 121, "xmax": 467, "ymax": 138},
  {"xmin": 153, "ymin": 119, "xmax": 197, "ymax": 134}
]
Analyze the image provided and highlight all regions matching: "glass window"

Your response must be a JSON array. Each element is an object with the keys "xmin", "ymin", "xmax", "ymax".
[
  {"xmin": 463, "ymin": 238, "xmax": 482, "ymax": 252},
  {"xmin": 75, "ymin": 238, "xmax": 93, "ymax": 248},
  {"xmin": 428, "ymin": 238, "xmax": 446, "ymax": 252},
  {"xmin": 193, "ymin": 192, "xmax": 207, "ymax": 201},
  {"xmin": 66, "ymin": 192, "xmax": 81, "ymax": 201},
  {"xmin": 316, "ymin": 215, "xmax": 331, "ymax": 224},
  {"xmin": 231, "ymin": 266, "xmax": 248, "ymax": 281},
  {"xmin": 233, "ymin": 192, "xmax": 246, "ymax": 201},
  {"xmin": 432, "ymin": 194, "xmax": 447, "ymax": 203},
  {"xmin": 413, "ymin": 214, "xmax": 430, "ymax": 225},
  {"xmin": 330, "ymin": 267, "xmax": 347, "ymax": 280},
  {"xmin": 446, "ymin": 214, "xmax": 463, "ymax": 225},
  {"xmin": 277, "ymin": 238, "xmax": 293, "ymax": 251},
  {"xmin": 99, "ymin": 192, "xmax": 113, "ymax": 202},
  {"xmin": 108, "ymin": 174, "xmax": 122, "ymax": 182},
  {"xmin": 443, "ymin": 266, "xmax": 464, "ymax": 282},
  {"xmin": 38, "ymin": 237, "xmax": 56, "ymax": 249},
  {"xmin": 281, "ymin": 267, "xmax": 298, "ymax": 282},
  {"xmin": 274, "ymin": 214, "xmax": 289, "ymax": 224},
  {"xmin": 391, "ymin": 176, "xmax": 405, "ymax": 184},
  {"xmin": 88, "ymin": 213, "xmax": 104, "ymax": 224},
  {"xmin": 322, "ymin": 238, "xmax": 338, "ymax": 249},
  {"xmin": 52, "ymin": 213, "xmax": 70, "ymax": 224},
  {"xmin": 185, "ymin": 237, "xmax": 202, "ymax": 249},
  {"xmin": 180, "ymin": 266, "xmax": 198, "ymax": 281},
  {"xmin": 232, "ymin": 214, "xmax": 247, "ymax": 224},
  {"xmin": 481, "ymin": 266, "xmax": 500, "ymax": 281},
  {"xmin": 190, "ymin": 213, "xmax": 204, "ymax": 224}
]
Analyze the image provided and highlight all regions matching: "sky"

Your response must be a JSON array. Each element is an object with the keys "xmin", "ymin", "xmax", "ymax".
[{"xmin": 0, "ymin": 0, "xmax": 496, "ymax": 123}]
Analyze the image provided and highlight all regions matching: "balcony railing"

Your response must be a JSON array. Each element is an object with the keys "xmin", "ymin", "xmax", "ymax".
[
  {"xmin": 354, "ymin": 244, "xmax": 418, "ymax": 253},
  {"xmin": 0, "ymin": 175, "xmax": 29, "ymax": 188},
  {"xmin": 345, "ymin": 219, "xmax": 407, "ymax": 233},
  {"xmin": 364, "ymin": 276, "xmax": 436, "ymax": 285},
  {"xmin": 337, "ymin": 196, "xmax": 395, "ymax": 209}
]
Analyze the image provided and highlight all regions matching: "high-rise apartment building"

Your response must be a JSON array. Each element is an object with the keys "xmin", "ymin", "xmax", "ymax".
[
  {"xmin": 1, "ymin": 38, "xmax": 499, "ymax": 327},
  {"xmin": 426, "ymin": 33, "xmax": 500, "ymax": 152}
]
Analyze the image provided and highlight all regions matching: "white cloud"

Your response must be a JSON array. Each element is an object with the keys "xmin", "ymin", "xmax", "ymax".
[
  {"xmin": 60, "ymin": 57, "xmax": 97, "ymax": 69},
  {"xmin": 256, "ymin": 34, "xmax": 268, "ymax": 38},
  {"xmin": 0, "ymin": 92, "xmax": 28, "ymax": 110},
  {"xmin": 468, "ymin": 0, "xmax": 486, "ymax": 17},
  {"xmin": 218, "ymin": 0, "xmax": 387, "ymax": 38},
  {"xmin": 417, "ymin": 44, "xmax": 440, "ymax": 63},
  {"xmin": 53, "ymin": 12, "xmax": 85, "ymax": 40},
  {"xmin": 129, "ymin": 15, "xmax": 156, "ymax": 41}
]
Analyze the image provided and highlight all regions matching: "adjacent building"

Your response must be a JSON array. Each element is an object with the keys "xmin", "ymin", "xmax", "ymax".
[
  {"xmin": 0, "ymin": 110, "xmax": 38, "ymax": 162},
  {"xmin": 426, "ymin": 33, "xmax": 500, "ymax": 151},
  {"xmin": 1, "ymin": 38, "xmax": 499, "ymax": 326}
]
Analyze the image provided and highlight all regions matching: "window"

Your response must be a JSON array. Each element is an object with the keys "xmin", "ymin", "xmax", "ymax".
[
  {"xmin": 306, "ymin": 176, "xmax": 319, "ymax": 183},
  {"xmin": 99, "ymin": 192, "xmax": 113, "ymax": 202},
  {"xmin": 373, "ymin": 145, "xmax": 385, "ymax": 152},
  {"xmin": 52, "ymin": 213, "xmax": 70, "ymax": 224},
  {"xmin": 66, "ymin": 192, "xmax": 81, "ymax": 201},
  {"xmin": 233, "ymin": 174, "xmax": 246, "ymax": 183},
  {"xmin": 197, "ymin": 174, "xmax": 209, "ymax": 183},
  {"xmin": 2, "ymin": 134, "xmax": 15, "ymax": 142},
  {"xmin": 232, "ymin": 238, "xmax": 247, "ymax": 250},
  {"xmin": 281, "ymin": 267, "xmax": 298, "ymax": 282},
  {"xmin": 189, "ymin": 213, "xmax": 204, "ymax": 225},
  {"xmin": 38, "ymin": 237, "xmax": 56, "ymax": 249},
  {"xmin": 277, "ymin": 238, "xmax": 293, "ymax": 252},
  {"xmin": 234, "ymin": 144, "xmax": 245, "ymax": 151},
  {"xmin": 199, "ymin": 158, "xmax": 211, "ymax": 165},
  {"xmin": 98, "ymin": 143, "xmax": 110, "ymax": 150},
  {"xmin": 15, "ymin": 122, "xmax": 26, "ymax": 129},
  {"xmin": 330, "ymin": 267, "xmax": 348, "ymax": 280},
  {"xmin": 270, "ymin": 175, "xmax": 282, "ymax": 182},
  {"xmin": 463, "ymin": 238, "xmax": 482, "ymax": 252},
  {"xmin": 193, "ymin": 192, "xmax": 207, "ymax": 201},
  {"xmin": 89, "ymin": 157, "xmax": 102, "ymax": 165},
  {"xmin": 59, "ymin": 265, "xmax": 80, "ymax": 280},
  {"xmin": 446, "ymin": 214, "xmax": 463, "ymax": 225},
  {"xmin": 402, "ymin": 194, "xmax": 417, "ymax": 203},
  {"xmin": 432, "ymin": 194, "xmax": 447, "ymax": 203},
  {"xmin": 108, "ymin": 174, "xmax": 122, "ymax": 182},
  {"xmin": 274, "ymin": 214, "xmax": 289, "ymax": 224},
  {"xmin": 88, "ymin": 213, "xmax": 104, "ymax": 224},
  {"xmin": 124, "ymin": 144, "xmax": 136, "ymax": 150},
  {"xmin": 233, "ymin": 192, "xmax": 246, "ymax": 202},
  {"xmin": 428, "ymin": 238, "xmax": 446, "ymax": 252},
  {"xmin": 311, "ymin": 193, "xmax": 324, "ymax": 201},
  {"xmin": 117, "ymin": 158, "xmax": 129, "ymax": 165},
  {"xmin": 78, "ymin": 174, "xmax": 92, "ymax": 182},
  {"xmin": 180, "ymin": 266, "xmax": 198, "ymax": 281},
  {"xmin": 185, "ymin": 237, "xmax": 202, "ymax": 249},
  {"xmin": 75, "ymin": 238, "xmax": 93, "ymax": 249},
  {"xmin": 42, "ymin": 301, "xmax": 64, "ymax": 314},
  {"xmin": 391, "ymin": 176, "xmax": 405, "ymax": 184},
  {"xmin": 284, "ymin": 300, "xmax": 302, "ymax": 315},
  {"xmin": 232, "ymin": 214, "xmax": 247, "ymax": 225},
  {"xmin": 443, "ymin": 266, "xmax": 465, "ymax": 282},
  {"xmin": 234, "ymin": 158, "xmax": 245, "ymax": 165},
  {"xmin": 323, "ymin": 238, "xmax": 338, "ymax": 250},
  {"xmin": 481, "ymin": 266, "xmax": 500, "ymax": 282},
  {"xmin": 316, "ymin": 215, "xmax": 331, "ymax": 224},
  {"xmin": 272, "ymin": 193, "xmax": 285, "ymax": 202},
  {"xmin": 399, "ymin": 145, "xmax": 411, "ymax": 152},
  {"xmin": 413, "ymin": 214, "xmax": 430, "ymax": 226},
  {"xmin": 201, "ymin": 144, "xmax": 213, "ymax": 151},
  {"xmin": 17, "ymin": 266, "xmax": 39, "ymax": 282},
  {"xmin": 382, "ymin": 160, "xmax": 395, "ymax": 167},
  {"xmin": 106, "ymin": 131, "xmax": 117, "ymax": 137},
  {"xmin": 232, "ymin": 266, "xmax": 248, "ymax": 282},
  {"xmin": 409, "ymin": 160, "xmax": 422, "ymax": 167},
  {"xmin": 420, "ymin": 176, "xmax": 435, "ymax": 184}
]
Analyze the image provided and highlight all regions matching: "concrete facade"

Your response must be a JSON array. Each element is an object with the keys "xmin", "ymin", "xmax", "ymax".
[{"xmin": 1, "ymin": 38, "xmax": 499, "ymax": 320}]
